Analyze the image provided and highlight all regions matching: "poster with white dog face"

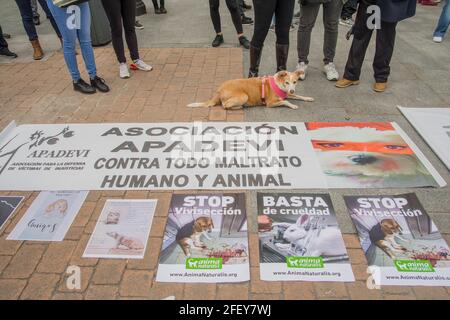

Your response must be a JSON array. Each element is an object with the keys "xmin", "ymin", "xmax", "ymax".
[
  {"xmin": 257, "ymin": 193, "xmax": 355, "ymax": 282},
  {"xmin": 305, "ymin": 122, "xmax": 445, "ymax": 188},
  {"xmin": 399, "ymin": 107, "xmax": 450, "ymax": 170},
  {"xmin": 7, "ymin": 191, "xmax": 88, "ymax": 241},
  {"xmin": 156, "ymin": 193, "xmax": 250, "ymax": 283},
  {"xmin": 345, "ymin": 194, "xmax": 450, "ymax": 286},
  {"xmin": 83, "ymin": 199, "xmax": 157, "ymax": 259}
]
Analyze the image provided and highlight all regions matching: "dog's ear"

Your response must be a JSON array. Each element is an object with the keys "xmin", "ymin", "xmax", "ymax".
[
  {"xmin": 276, "ymin": 70, "xmax": 288, "ymax": 80},
  {"xmin": 193, "ymin": 219, "xmax": 203, "ymax": 232},
  {"xmin": 294, "ymin": 70, "xmax": 305, "ymax": 80}
]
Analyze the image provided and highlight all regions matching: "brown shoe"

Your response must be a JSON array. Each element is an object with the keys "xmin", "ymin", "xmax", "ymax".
[
  {"xmin": 373, "ymin": 82, "xmax": 387, "ymax": 92},
  {"xmin": 30, "ymin": 39, "xmax": 44, "ymax": 60},
  {"xmin": 335, "ymin": 78, "xmax": 360, "ymax": 88}
]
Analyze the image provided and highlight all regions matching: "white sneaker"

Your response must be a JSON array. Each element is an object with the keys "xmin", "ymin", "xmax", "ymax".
[
  {"xmin": 119, "ymin": 63, "xmax": 130, "ymax": 79},
  {"xmin": 296, "ymin": 62, "xmax": 308, "ymax": 80},
  {"xmin": 433, "ymin": 36, "xmax": 443, "ymax": 43},
  {"xmin": 339, "ymin": 18, "xmax": 354, "ymax": 27},
  {"xmin": 131, "ymin": 59, "xmax": 153, "ymax": 71},
  {"xmin": 324, "ymin": 62, "xmax": 339, "ymax": 81}
]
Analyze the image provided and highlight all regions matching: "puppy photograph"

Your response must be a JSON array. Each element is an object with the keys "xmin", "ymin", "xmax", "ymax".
[
  {"xmin": 306, "ymin": 122, "xmax": 438, "ymax": 188},
  {"xmin": 187, "ymin": 70, "xmax": 314, "ymax": 110}
]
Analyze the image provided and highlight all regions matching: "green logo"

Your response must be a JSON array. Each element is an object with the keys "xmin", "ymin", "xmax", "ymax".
[
  {"xmin": 186, "ymin": 258, "xmax": 222, "ymax": 270},
  {"xmin": 394, "ymin": 260, "xmax": 435, "ymax": 273},
  {"xmin": 286, "ymin": 256, "xmax": 324, "ymax": 268}
]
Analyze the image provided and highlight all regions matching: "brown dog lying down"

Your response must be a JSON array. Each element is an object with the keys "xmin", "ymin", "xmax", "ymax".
[{"xmin": 187, "ymin": 70, "xmax": 314, "ymax": 110}]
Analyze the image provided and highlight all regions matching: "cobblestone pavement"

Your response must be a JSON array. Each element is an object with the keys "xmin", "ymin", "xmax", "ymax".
[{"xmin": 0, "ymin": 0, "xmax": 449, "ymax": 300}]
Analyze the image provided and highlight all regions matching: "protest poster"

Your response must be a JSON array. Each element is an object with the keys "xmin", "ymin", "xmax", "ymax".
[
  {"xmin": 0, "ymin": 121, "xmax": 445, "ymax": 191},
  {"xmin": 83, "ymin": 199, "xmax": 157, "ymax": 259},
  {"xmin": 305, "ymin": 122, "xmax": 445, "ymax": 188},
  {"xmin": 344, "ymin": 193, "xmax": 450, "ymax": 286},
  {"xmin": 399, "ymin": 107, "xmax": 450, "ymax": 170},
  {"xmin": 156, "ymin": 193, "xmax": 250, "ymax": 283},
  {"xmin": 0, "ymin": 196, "xmax": 24, "ymax": 230},
  {"xmin": 257, "ymin": 193, "xmax": 354, "ymax": 282},
  {"xmin": 7, "ymin": 191, "xmax": 88, "ymax": 241}
]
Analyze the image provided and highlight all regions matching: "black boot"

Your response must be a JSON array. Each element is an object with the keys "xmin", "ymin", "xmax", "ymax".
[
  {"xmin": 276, "ymin": 43, "xmax": 289, "ymax": 72},
  {"xmin": 73, "ymin": 79, "xmax": 96, "ymax": 94},
  {"xmin": 0, "ymin": 47, "xmax": 18, "ymax": 58},
  {"xmin": 90, "ymin": 76, "xmax": 110, "ymax": 93},
  {"xmin": 248, "ymin": 44, "xmax": 263, "ymax": 78},
  {"xmin": 239, "ymin": 36, "xmax": 250, "ymax": 49},
  {"xmin": 212, "ymin": 34, "xmax": 224, "ymax": 47}
]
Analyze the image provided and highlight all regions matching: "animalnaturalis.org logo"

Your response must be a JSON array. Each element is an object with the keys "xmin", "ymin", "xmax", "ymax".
[
  {"xmin": 286, "ymin": 256, "xmax": 324, "ymax": 269},
  {"xmin": 394, "ymin": 260, "xmax": 435, "ymax": 273},
  {"xmin": 186, "ymin": 258, "xmax": 222, "ymax": 270}
]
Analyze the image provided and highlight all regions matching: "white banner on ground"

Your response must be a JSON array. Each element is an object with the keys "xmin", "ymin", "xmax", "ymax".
[
  {"xmin": 7, "ymin": 191, "xmax": 88, "ymax": 241},
  {"xmin": 345, "ymin": 193, "xmax": 450, "ymax": 286},
  {"xmin": 257, "ymin": 193, "xmax": 354, "ymax": 282},
  {"xmin": 399, "ymin": 106, "xmax": 450, "ymax": 170},
  {"xmin": 0, "ymin": 121, "xmax": 445, "ymax": 190},
  {"xmin": 83, "ymin": 199, "xmax": 157, "ymax": 259},
  {"xmin": 155, "ymin": 193, "xmax": 250, "ymax": 283}
]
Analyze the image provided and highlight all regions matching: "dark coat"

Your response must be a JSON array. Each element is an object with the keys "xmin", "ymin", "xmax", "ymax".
[{"xmin": 377, "ymin": 0, "xmax": 417, "ymax": 23}]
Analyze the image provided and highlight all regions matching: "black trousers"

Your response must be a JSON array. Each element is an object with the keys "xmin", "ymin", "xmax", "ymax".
[
  {"xmin": 0, "ymin": 25, "xmax": 8, "ymax": 50},
  {"xmin": 209, "ymin": 0, "xmax": 243, "ymax": 34},
  {"xmin": 343, "ymin": 1, "xmax": 397, "ymax": 83},
  {"xmin": 251, "ymin": 0, "xmax": 295, "ymax": 48},
  {"xmin": 152, "ymin": 0, "xmax": 165, "ymax": 9},
  {"xmin": 341, "ymin": 0, "xmax": 358, "ymax": 19},
  {"xmin": 101, "ymin": 0, "xmax": 139, "ymax": 63}
]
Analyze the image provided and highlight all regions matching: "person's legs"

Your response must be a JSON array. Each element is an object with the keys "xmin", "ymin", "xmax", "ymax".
[
  {"xmin": 225, "ymin": 0, "xmax": 244, "ymax": 35},
  {"xmin": 31, "ymin": 0, "xmax": 40, "ymax": 25},
  {"xmin": 373, "ymin": 21, "xmax": 397, "ymax": 84},
  {"xmin": 342, "ymin": 2, "xmax": 373, "ymax": 82},
  {"xmin": 15, "ymin": 0, "xmax": 38, "ymax": 41},
  {"xmin": 274, "ymin": 0, "xmax": 295, "ymax": 71},
  {"xmin": 297, "ymin": 2, "xmax": 320, "ymax": 65},
  {"xmin": 433, "ymin": 0, "xmax": 450, "ymax": 38},
  {"xmin": 46, "ymin": 0, "xmax": 81, "ymax": 81},
  {"xmin": 101, "ymin": 0, "xmax": 127, "ymax": 63},
  {"xmin": 77, "ymin": 2, "xmax": 97, "ymax": 79},
  {"xmin": 322, "ymin": 0, "xmax": 343, "ymax": 64},
  {"xmin": 249, "ymin": 0, "xmax": 277, "ymax": 76},
  {"xmin": 209, "ymin": 0, "xmax": 222, "ymax": 34},
  {"xmin": 37, "ymin": 0, "xmax": 62, "ymax": 38},
  {"xmin": 121, "ymin": 0, "xmax": 140, "ymax": 61},
  {"xmin": 341, "ymin": 0, "xmax": 357, "ymax": 20},
  {"xmin": 0, "ymin": 25, "xmax": 7, "ymax": 49}
]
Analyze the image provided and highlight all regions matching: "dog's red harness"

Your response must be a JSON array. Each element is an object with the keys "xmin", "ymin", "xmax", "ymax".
[{"xmin": 261, "ymin": 76, "xmax": 287, "ymax": 105}]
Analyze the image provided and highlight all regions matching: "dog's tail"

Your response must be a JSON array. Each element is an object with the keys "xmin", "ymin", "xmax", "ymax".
[{"xmin": 187, "ymin": 92, "xmax": 220, "ymax": 108}]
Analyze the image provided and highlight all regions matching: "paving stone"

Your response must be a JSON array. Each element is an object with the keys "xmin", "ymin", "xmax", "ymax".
[
  {"xmin": 283, "ymin": 282, "xmax": 316, "ymax": 300},
  {"xmin": 2, "ymin": 244, "xmax": 46, "ymax": 279},
  {"xmin": 0, "ymin": 255, "xmax": 12, "ymax": 274},
  {"xmin": 250, "ymin": 267, "xmax": 282, "ymax": 294},
  {"xmin": 347, "ymin": 281, "xmax": 383, "ymax": 300},
  {"xmin": 148, "ymin": 282, "xmax": 185, "ymax": 300},
  {"xmin": 20, "ymin": 273, "xmax": 60, "ymax": 300},
  {"xmin": 183, "ymin": 284, "xmax": 217, "ymax": 300},
  {"xmin": 52, "ymin": 292, "xmax": 83, "ymax": 300},
  {"xmin": 314, "ymin": 282, "xmax": 349, "ymax": 300},
  {"xmin": 216, "ymin": 283, "xmax": 249, "ymax": 300},
  {"xmin": 85, "ymin": 285, "xmax": 118, "ymax": 300},
  {"xmin": 57, "ymin": 266, "xmax": 94, "ymax": 293},
  {"xmin": 92, "ymin": 260, "xmax": 126, "ymax": 285},
  {"xmin": 120, "ymin": 270, "xmax": 153, "ymax": 297},
  {"xmin": 0, "ymin": 279, "xmax": 27, "ymax": 300},
  {"xmin": 37, "ymin": 241, "xmax": 77, "ymax": 273}
]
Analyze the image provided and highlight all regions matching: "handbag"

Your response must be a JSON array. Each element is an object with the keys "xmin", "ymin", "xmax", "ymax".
[{"xmin": 52, "ymin": 0, "xmax": 88, "ymax": 8}]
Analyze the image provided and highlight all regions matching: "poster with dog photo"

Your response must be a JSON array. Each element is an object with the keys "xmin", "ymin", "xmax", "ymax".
[
  {"xmin": 156, "ymin": 193, "xmax": 250, "ymax": 283},
  {"xmin": 83, "ymin": 199, "xmax": 157, "ymax": 259},
  {"xmin": 8, "ymin": 191, "xmax": 88, "ymax": 241},
  {"xmin": 305, "ymin": 122, "xmax": 446, "ymax": 188},
  {"xmin": 257, "ymin": 193, "xmax": 354, "ymax": 282},
  {"xmin": 0, "ymin": 196, "xmax": 24, "ymax": 231},
  {"xmin": 345, "ymin": 193, "xmax": 450, "ymax": 286}
]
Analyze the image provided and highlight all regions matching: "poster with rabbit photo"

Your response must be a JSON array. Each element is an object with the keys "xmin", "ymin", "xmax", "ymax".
[
  {"xmin": 83, "ymin": 199, "xmax": 157, "ymax": 259},
  {"xmin": 7, "ymin": 191, "xmax": 88, "ymax": 241},
  {"xmin": 345, "ymin": 193, "xmax": 450, "ymax": 286},
  {"xmin": 155, "ymin": 193, "xmax": 250, "ymax": 283},
  {"xmin": 257, "ymin": 193, "xmax": 354, "ymax": 282}
]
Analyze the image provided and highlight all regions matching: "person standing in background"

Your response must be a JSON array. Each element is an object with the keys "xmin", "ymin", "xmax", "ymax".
[
  {"xmin": 209, "ymin": 0, "xmax": 250, "ymax": 49},
  {"xmin": 336, "ymin": 0, "xmax": 416, "ymax": 92},
  {"xmin": 296, "ymin": 0, "xmax": 345, "ymax": 81},
  {"xmin": 46, "ymin": 0, "xmax": 110, "ymax": 94},
  {"xmin": 152, "ymin": 0, "xmax": 167, "ymax": 14},
  {"xmin": 15, "ymin": 0, "xmax": 61, "ymax": 60},
  {"xmin": 248, "ymin": 0, "xmax": 296, "ymax": 77},
  {"xmin": 101, "ymin": 0, "xmax": 153, "ymax": 79},
  {"xmin": 340, "ymin": 0, "xmax": 358, "ymax": 27},
  {"xmin": 433, "ymin": 0, "xmax": 450, "ymax": 42},
  {"xmin": 0, "ymin": 25, "xmax": 18, "ymax": 58}
]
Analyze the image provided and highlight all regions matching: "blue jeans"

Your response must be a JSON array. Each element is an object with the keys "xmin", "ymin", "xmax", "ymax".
[
  {"xmin": 15, "ymin": 0, "xmax": 61, "ymax": 41},
  {"xmin": 434, "ymin": 0, "xmax": 450, "ymax": 38},
  {"xmin": 46, "ymin": 0, "xmax": 97, "ymax": 81}
]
